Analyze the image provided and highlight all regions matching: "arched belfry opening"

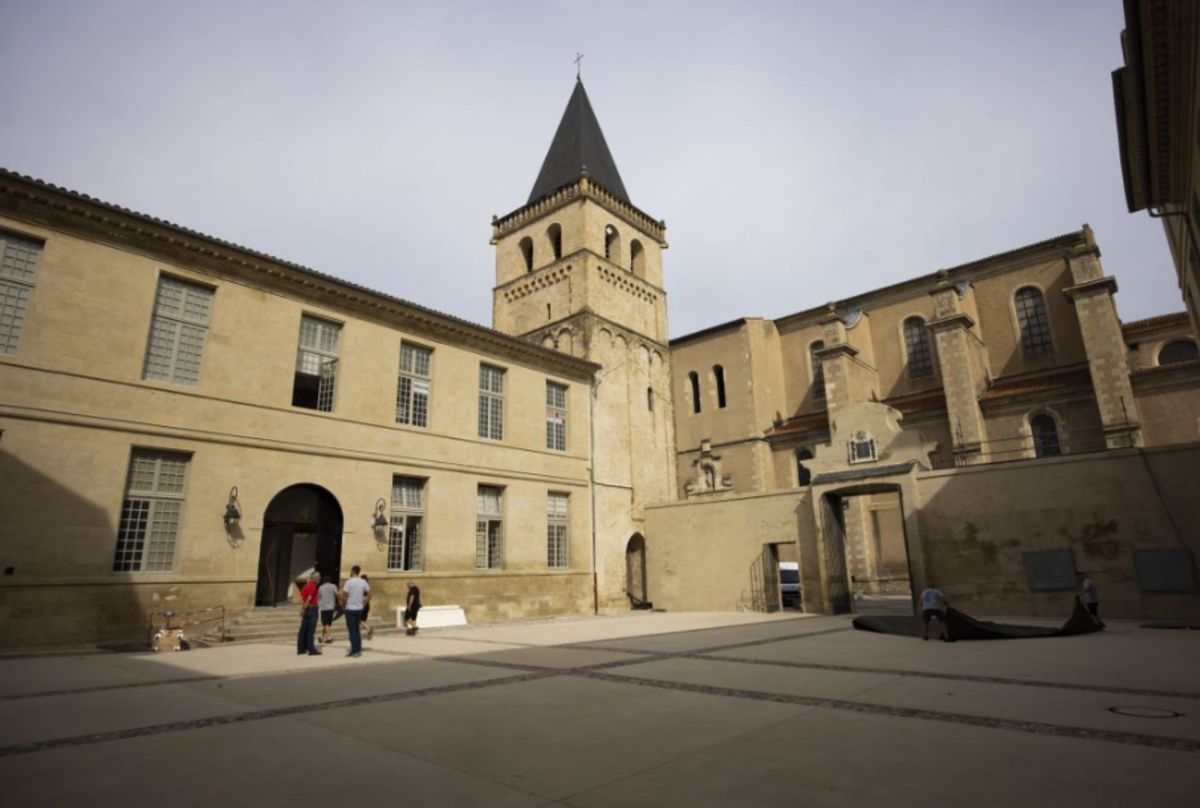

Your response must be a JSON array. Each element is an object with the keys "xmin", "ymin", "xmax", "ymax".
[{"xmin": 256, "ymin": 484, "xmax": 343, "ymax": 606}]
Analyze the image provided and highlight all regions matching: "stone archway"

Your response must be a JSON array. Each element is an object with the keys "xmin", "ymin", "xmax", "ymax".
[
  {"xmin": 626, "ymin": 534, "xmax": 649, "ymax": 608},
  {"xmin": 256, "ymin": 484, "xmax": 343, "ymax": 606}
]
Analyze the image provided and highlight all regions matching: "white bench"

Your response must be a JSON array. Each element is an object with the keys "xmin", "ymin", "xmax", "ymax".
[{"xmin": 397, "ymin": 604, "xmax": 467, "ymax": 629}]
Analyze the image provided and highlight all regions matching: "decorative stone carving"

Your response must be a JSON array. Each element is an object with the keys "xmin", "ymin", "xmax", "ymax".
[{"xmin": 684, "ymin": 439, "xmax": 734, "ymax": 497}]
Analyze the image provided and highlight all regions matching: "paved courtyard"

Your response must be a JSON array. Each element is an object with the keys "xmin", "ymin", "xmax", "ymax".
[{"xmin": 2, "ymin": 611, "xmax": 1198, "ymax": 807}]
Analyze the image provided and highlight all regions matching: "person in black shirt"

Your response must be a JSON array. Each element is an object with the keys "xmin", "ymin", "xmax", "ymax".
[{"xmin": 405, "ymin": 580, "xmax": 422, "ymax": 636}]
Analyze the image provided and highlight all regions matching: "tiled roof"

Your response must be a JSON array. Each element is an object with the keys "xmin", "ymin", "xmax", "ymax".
[
  {"xmin": 1121, "ymin": 312, "xmax": 1191, "ymax": 331},
  {"xmin": 767, "ymin": 411, "xmax": 830, "ymax": 436},
  {"xmin": 981, "ymin": 367, "xmax": 1092, "ymax": 400}
]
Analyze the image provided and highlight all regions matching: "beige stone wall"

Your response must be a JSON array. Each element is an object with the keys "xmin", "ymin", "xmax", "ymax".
[
  {"xmin": 981, "ymin": 397, "xmax": 1107, "ymax": 460},
  {"xmin": 1134, "ymin": 371, "xmax": 1200, "ymax": 446}
]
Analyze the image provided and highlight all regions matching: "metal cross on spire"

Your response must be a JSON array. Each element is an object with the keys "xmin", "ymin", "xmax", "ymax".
[{"xmin": 574, "ymin": 52, "xmax": 584, "ymax": 80}]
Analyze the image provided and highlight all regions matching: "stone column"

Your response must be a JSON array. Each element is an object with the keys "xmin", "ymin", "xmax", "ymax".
[
  {"xmin": 1064, "ymin": 228, "xmax": 1142, "ymax": 448},
  {"xmin": 927, "ymin": 276, "xmax": 988, "ymax": 465}
]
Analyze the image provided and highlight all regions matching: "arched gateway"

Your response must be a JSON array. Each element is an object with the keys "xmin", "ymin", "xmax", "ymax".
[{"xmin": 256, "ymin": 484, "xmax": 343, "ymax": 606}]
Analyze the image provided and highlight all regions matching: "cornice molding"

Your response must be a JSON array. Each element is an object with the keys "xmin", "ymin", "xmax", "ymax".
[{"xmin": 493, "ymin": 176, "xmax": 667, "ymax": 246}]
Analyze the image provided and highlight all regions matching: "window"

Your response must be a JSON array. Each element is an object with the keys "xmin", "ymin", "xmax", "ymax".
[
  {"xmin": 547, "ymin": 223, "xmax": 562, "ymax": 261},
  {"xmin": 796, "ymin": 448, "xmax": 813, "ymax": 486},
  {"xmin": 811, "ymin": 341, "xmax": 826, "ymax": 400},
  {"xmin": 143, "ymin": 276, "xmax": 213, "ymax": 385},
  {"xmin": 0, "ymin": 232, "xmax": 43, "ymax": 355},
  {"xmin": 519, "ymin": 237, "xmax": 534, "ymax": 272},
  {"xmin": 1015, "ymin": 287, "xmax": 1053, "ymax": 356},
  {"xmin": 647, "ymin": 386, "xmax": 654, "ymax": 411},
  {"xmin": 476, "ymin": 485, "xmax": 504, "ymax": 569},
  {"xmin": 688, "ymin": 371, "xmax": 701, "ymax": 414},
  {"xmin": 1030, "ymin": 413, "xmax": 1061, "ymax": 457},
  {"xmin": 848, "ymin": 431, "xmax": 876, "ymax": 464},
  {"xmin": 388, "ymin": 477, "xmax": 424, "ymax": 571},
  {"xmin": 293, "ymin": 316, "xmax": 340, "ymax": 411},
  {"xmin": 396, "ymin": 343, "xmax": 432, "ymax": 427},
  {"xmin": 112, "ymin": 450, "xmax": 190, "ymax": 572},
  {"xmin": 714, "ymin": 365, "xmax": 727, "ymax": 408},
  {"xmin": 903, "ymin": 317, "xmax": 934, "ymax": 380},
  {"xmin": 478, "ymin": 365, "xmax": 505, "ymax": 440},
  {"xmin": 1158, "ymin": 339, "xmax": 1199, "ymax": 365},
  {"xmin": 547, "ymin": 492, "xmax": 569, "ymax": 568},
  {"xmin": 604, "ymin": 224, "xmax": 619, "ymax": 262},
  {"xmin": 546, "ymin": 381, "xmax": 567, "ymax": 451},
  {"xmin": 630, "ymin": 239, "xmax": 645, "ymax": 276}
]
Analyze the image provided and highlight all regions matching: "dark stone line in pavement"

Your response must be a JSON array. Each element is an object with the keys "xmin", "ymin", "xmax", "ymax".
[
  {"xmin": 0, "ymin": 675, "xmax": 223, "ymax": 703},
  {"xmin": 590, "ymin": 626, "xmax": 855, "ymax": 658},
  {"xmin": 573, "ymin": 670, "xmax": 1200, "ymax": 754}
]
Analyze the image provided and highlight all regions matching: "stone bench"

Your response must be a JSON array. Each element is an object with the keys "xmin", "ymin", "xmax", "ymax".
[{"xmin": 397, "ymin": 604, "xmax": 467, "ymax": 629}]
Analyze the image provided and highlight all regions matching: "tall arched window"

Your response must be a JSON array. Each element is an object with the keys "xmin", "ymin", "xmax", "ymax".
[
  {"xmin": 1015, "ymin": 287, "xmax": 1053, "ymax": 356},
  {"xmin": 903, "ymin": 317, "xmax": 934, "ymax": 379},
  {"xmin": 605, "ymin": 225, "xmax": 620, "ymax": 263},
  {"xmin": 630, "ymin": 239, "xmax": 645, "ymax": 277},
  {"xmin": 796, "ymin": 448, "xmax": 813, "ymax": 486},
  {"xmin": 1158, "ymin": 339, "xmax": 1199, "ymax": 365},
  {"xmin": 547, "ymin": 223, "xmax": 562, "ymax": 261},
  {"xmin": 647, "ymin": 387, "xmax": 654, "ymax": 411},
  {"xmin": 811, "ymin": 341, "xmax": 826, "ymax": 400},
  {"xmin": 713, "ymin": 365, "xmax": 727, "ymax": 409},
  {"xmin": 688, "ymin": 371, "xmax": 701, "ymax": 414},
  {"xmin": 519, "ymin": 237, "xmax": 534, "ymax": 273},
  {"xmin": 1030, "ymin": 413, "xmax": 1062, "ymax": 458}
]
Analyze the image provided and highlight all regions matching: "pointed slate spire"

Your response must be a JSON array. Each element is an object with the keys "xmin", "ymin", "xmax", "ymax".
[{"xmin": 528, "ymin": 79, "xmax": 630, "ymax": 205}]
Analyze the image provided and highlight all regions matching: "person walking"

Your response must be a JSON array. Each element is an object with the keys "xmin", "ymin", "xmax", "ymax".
[
  {"xmin": 340, "ymin": 566, "xmax": 370, "ymax": 658},
  {"xmin": 920, "ymin": 582, "xmax": 952, "ymax": 642},
  {"xmin": 1077, "ymin": 573, "xmax": 1105, "ymax": 629},
  {"xmin": 317, "ymin": 574, "xmax": 339, "ymax": 645},
  {"xmin": 296, "ymin": 572, "xmax": 322, "ymax": 656},
  {"xmin": 359, "ymin": 574, "xmax": 374, "ymax": 641},
  {"xmin": 405, "ymin": 580, "xmax": 422, "ymax": 636}
]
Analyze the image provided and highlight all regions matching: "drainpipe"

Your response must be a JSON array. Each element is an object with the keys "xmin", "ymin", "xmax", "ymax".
[{"xmin": 589, "ymin": 375, "xmax": 599, "ymax": 615}]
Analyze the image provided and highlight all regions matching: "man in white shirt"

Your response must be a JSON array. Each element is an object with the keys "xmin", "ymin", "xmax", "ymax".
[
  {"xmin": 1077, "ymin": 573, "xmax": 1104, "ymax": 629},
  {"xmin": 920, "ymin": 583, "xmax": 951, "ymax": 642},
  {"xmin": 340, "ymin": 565, "xmax": 370, "ymax": 657}
]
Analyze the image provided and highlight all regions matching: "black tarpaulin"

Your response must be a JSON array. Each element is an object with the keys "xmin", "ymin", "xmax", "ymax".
[{"xmin": 852, "ymin": 598, "xmax": 1103, "ymax": 640}]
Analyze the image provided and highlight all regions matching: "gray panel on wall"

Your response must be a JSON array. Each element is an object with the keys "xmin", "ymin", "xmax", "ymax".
[
  {"xmin": 1134, "ymin": 549, "xmax": 1200, "ymax": 593},
  {"xmin": 1023, "ymin": 549, "xmax": 1077, "ymax": 591}
]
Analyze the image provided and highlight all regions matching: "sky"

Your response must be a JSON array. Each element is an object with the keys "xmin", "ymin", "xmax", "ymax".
[{"xmin": 0, "ymin": 0, "xmax": 1180, "ymax": 338}]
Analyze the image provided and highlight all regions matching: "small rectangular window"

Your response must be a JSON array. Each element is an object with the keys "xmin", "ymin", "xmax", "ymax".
[
  {"xmin": 396, "ymin": 343, "xmax": 432, "ymax": 427},
  {"xmin": 478, "ymin": 365, "xmax": 505, "ymax": 440},
  {"xmin": 112, "ymin": 449, "xmax": 190, "ymax": 572},
  {"xmin": 388, "ymin": 477, "xmax": 425, "ymax": 571},
  {"xmin": 0, "ymin": 232, "xmax": 43, "ymax": 355},
  {"xmin": 293, "ymin": 315, "xmax": 341, "ymax": 411},
  {"xmin": 547, "ymin": 492, "xmax": 569, "ymax": 568},
  {"xmin": 143, "ymin": 276, "xmax": 214, "ymax": 385},
  {"xmin": 546, "ymin": 382, "xmax": 567, "ymax": 451},
  {"xmin": 476, "ymin": 485, "xmax": 503, "ymax": 569}
]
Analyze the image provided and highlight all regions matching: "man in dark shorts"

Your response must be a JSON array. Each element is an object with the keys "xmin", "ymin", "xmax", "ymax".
[
  {"xmin": 920, "ymin": 582, "xmax": 951, "ymax": 642},
  {"xmin": 317, "ymin": 575, "xmax": 338, "ymax": 644},
  {"xmin": 405, "ymin": 580, "xmax": 422, "ymax": 636}
]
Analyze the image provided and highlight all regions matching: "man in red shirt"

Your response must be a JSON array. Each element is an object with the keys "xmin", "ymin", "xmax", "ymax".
[{"xmin": 296, "ymin": 572, "xmax": 322, "ymax": 656}]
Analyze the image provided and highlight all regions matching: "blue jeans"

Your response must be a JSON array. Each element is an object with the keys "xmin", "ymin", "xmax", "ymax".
[
  {"xmin": 297, "ymin": 606, "xmax": 318, "ymax": 653},
  {"xmin": 345, "ymin": 609, "xmax": 363, "ymax": 654}
]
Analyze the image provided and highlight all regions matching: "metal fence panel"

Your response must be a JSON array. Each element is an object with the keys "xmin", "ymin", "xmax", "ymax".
[
  {"xmin": 1022, "ymin": 549, "xmax": 1077, "ymax": 591},
  {"xmin": 1134, "ymin": 549, "xmax": 1200, "ymax": 593}
]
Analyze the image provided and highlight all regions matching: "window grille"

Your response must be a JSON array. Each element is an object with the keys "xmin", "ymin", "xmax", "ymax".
[
  {"xmin": 112, "ymin": 450, "xmax": 190, "ymax": 572},
  {"xmin": 1030, "ymin": 414, "xmax": 1062, "ymax": 457},
  {"xmin": 811, "ymin": 341, "xmax": 826, "ymax": 400},
  {"xmin": 478, "ymin": 365, "xmax": 505, "ymax": 440},
  {"xmin": 1159, "ymin": 340, "xmax": 1199, "ymax": 365},
  {"xmin": 476, "ymin": 485, "xmax": 503, "ymax": 569},
  {"xmin": 547, "ymin": 492, "xmax": 569, "ymax": 568},
  {"xmin": 546, "ymin": 382, "xmax": 567, "ymax": 451},
  {"xmin": 293, "ymin": 316, "xmax": 340, "ymax": 411},
  {"xmin": 1015, "ymin": 287, "xmax": 1053, "ymax": 356},
  {"xmin": 143, "ymin": 276, "xmax": 213, "ymax": 385},
  {"xmin": 847, "ymin": 432, "xmax": 877, "ymax": 464},
  {"xmin": 396, "ymin": 343, "xmax": 432, "ymax": 427},
  {"xmin": 903, "ymin": 317, "xmax": 934, "ymax": 380},
  {"xmin": 0, "ymin": 233, "xmax": 42, "ymax": 355},
  {"xmin": 388, "ymin": 477, "xmax": 424, "ymax": 571}
]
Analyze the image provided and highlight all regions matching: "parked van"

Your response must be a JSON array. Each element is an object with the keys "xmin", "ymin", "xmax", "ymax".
[{"xmin": 779, "ymin": 562, "xmax": 801, "ymax": 609}]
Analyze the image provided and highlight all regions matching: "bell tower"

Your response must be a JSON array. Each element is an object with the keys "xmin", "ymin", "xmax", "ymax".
[{"xmin": 491, "ymin": 78, "xmax": 677, "ymax": 610}]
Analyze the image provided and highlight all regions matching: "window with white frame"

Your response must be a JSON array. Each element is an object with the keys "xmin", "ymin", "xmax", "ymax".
[
  {"xmin": 847, "ymin": 431, "xmax": 877, "ymax": 464},
  {"xmin": 0, "ymin": 232, "xmax": 43, "ymax": 355},
  {"xmin": 547, "ymin": 492, "xmax": 569, "ymax": 568},
  {"xmin": 1015, "ymin": 287, "xmax": 1053, "ymax": 356},
  {"xmin": 143, "ymin": 276, "xmax": 213, "ymax": 385},
  {"xmin": 476, "ymin": 485, "xmax": 504, "ymax": 569},
  {"xmin": 293, "ymin": 315, "xmax": 341, "ymax": 411},
  {"xmin": 396, "ymin": 343, "xmax": 432, "ymax": 427},
  {"xmin": 478, "ymin": 365, "xmax": 505, "ymax": 440},
  {"xmin": 546, "ymin": 381, "xmax": 567, "ymax": 451},
  {"xmin": 388, "ymin": 477, "xmax": 425, "ymax": 571},
  {"xmin": 112, "ymin": 450, "xmax": 190, "ymax": 572},
  {"xmin": 903, "ymin": 317, "xmax": 934, "ymax": 380}
]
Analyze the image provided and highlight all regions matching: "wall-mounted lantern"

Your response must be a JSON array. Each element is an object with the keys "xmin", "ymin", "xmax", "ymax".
[
  {"xmin": 372, "ymin": 498, "xmax": 389, "ymax": 545},
  {"xmin": 224, "ymin": 487, "xmax": 242, "ymax": 533}
]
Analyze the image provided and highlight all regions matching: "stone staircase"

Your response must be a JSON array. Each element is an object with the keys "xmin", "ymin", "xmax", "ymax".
[{"xmin": 211, "ymin": 606, "xmax": 403, "ymax": 646}]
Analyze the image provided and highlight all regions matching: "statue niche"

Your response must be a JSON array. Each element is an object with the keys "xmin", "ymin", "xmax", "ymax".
[{"xmin": 684, "ymin": 439, "xmax": 733, "ymax": 497}]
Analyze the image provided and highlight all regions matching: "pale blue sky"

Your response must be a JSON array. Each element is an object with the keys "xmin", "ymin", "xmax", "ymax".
[{"xmin": 0, "ymin": 0, "xmax": 1178, "ymax": 337}]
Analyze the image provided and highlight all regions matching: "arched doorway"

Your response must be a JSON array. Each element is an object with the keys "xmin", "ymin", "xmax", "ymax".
[
  {"xmin": 256, "ymin": 484, "xmax": 343, "ymax": 606},
  {"xmin": 626, "ymin": 534, "xmax": 650, "ymax": 608}
]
